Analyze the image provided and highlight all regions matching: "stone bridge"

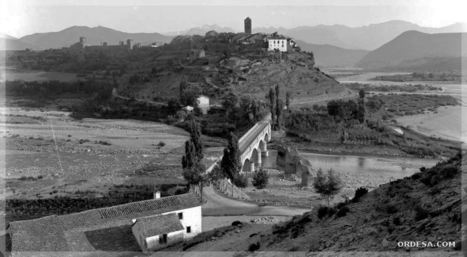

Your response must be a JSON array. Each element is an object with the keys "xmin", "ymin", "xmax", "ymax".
[{"xmin": 238, "ymin": 115, "xmax": 272, "ymax": 173}]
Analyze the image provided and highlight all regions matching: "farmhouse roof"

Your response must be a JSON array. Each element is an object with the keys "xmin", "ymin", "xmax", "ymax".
[
  {"xmin": 132, "ymin": 213, "xmax": 184, "ymax": 238},
  {"xmin": 9, "ymin": 215, "xmax": 69, "ymax": 252},
  {"xmin": 8, "ymin": 193, "xmax": 202, "ymax": 251}
]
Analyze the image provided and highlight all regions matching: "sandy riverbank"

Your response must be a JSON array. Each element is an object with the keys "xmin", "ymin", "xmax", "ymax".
[{"xmin": 396, "ymin": 105, "xmax": 465, "ymax": 143}]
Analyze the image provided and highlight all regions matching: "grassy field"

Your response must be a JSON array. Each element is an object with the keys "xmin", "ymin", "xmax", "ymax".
[
  {"xmin": 4, "ymin": 69, "xmax": 78, "ymax": 82},
  {"xmin": 1, "ymin": 107, "xmax": 190, "ymax": 203}
]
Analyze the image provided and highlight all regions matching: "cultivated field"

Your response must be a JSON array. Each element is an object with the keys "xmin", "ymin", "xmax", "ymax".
[{"xmin": 1, "ymin": 107, "xmax": 190, "ymax": 201}]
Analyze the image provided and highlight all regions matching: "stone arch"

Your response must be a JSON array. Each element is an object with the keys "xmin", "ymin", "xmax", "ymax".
[
  {"xmin": 264, "ymin": 132, "xmax": 270, "ymax": 142},
  {"xmin": 251, "ymin": 148, "xmax": 261, "ymax": 170},
  {"xmin": 242, "ymin": 158, "xmax": 254, "ymax": 172},
  {"xmin": 259, "ymin": 140, "xmax": 266, "ymax": 152}
]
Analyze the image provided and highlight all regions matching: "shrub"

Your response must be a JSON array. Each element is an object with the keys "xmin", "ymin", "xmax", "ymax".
[
  {"xmin": 336, "ymin": 206, "xmax": 350, "ymax": 217},
  {"xmin": 248, "ymin": 242, "xmax": 260, "ymax": 252},
  {"xmin": 233, "ymin": 174, "xmax": 248, "ymax": 188},
  {"xmin": 313, "ymin": 169, "xmax": 343, "ymax": 206},
  {"xmin": 352, "ymin": 187, "xmax": 368, "ymax": 202},
  {"xmin": 231, "ymin": 221, "xmax": 242, "ymax": 227},
  {"xmin": 96, "ymin": 140, "xmax": 111, "ymax": 146},
  {"xmin": 252, "ymin": 169, "xmax": 269, "ymax": 189},
  {"xmin": 317, "ymin": 205, "xmax": 337, "ymax": 219},
  {"xmin": 157, "ymin": 141, "xmax": 166, "ymax": 147},
  {"xmin": 414, "ymin": 205, "xmax": 429, "ymax": 221},
  {"xmin": 392, "ymin": 216, "xmax": 401, "ymax": 226}
]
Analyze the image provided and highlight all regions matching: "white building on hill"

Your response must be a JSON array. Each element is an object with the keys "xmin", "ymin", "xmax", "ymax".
[
  {"xmin": 268, "ymin": 38, "xmax": 289, "ymax": 52},
  {"xmin": 197, "ymin": 95, "xmax": 210, "ymax": 114}
]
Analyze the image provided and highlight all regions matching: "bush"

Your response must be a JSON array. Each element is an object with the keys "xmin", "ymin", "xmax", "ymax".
[
  {"xmin": 233, "ymin": 174, "xmax": 248, "ymax": 188},
  {"xmin": 336, "ymin": 206, "xmax": 350, "ymax": 217},
  {"xmin": 248, "ymin": 242, "xmax": 260, "ymax": 252},
  {"xmin": 317, "ymin": 205, "xmax": 337, "ymax": 219},
  {"xmin": 352, "ymin": 187, "xmax": 368, "ymax": 202},
  {"xmin": 231, "ymin": 221, "xmax": 242, "ymax": 227},
  {"xmin": 157, "ymin": 141, "xmax": 166, "ymax": 147},
  {"xmin": 313, "ymin": 169, "xmax": 343, "ymax": 206},
  {"xmin": 414, "ymin": 205, "xmax": 429, "ymax": 221},
  {"xmin": 96, "ymin": 140, "xmax": 111, "ymax": 146},
  {"xmin": 252, "ymin": 169, "xmax": 269, "ymax": 189}
]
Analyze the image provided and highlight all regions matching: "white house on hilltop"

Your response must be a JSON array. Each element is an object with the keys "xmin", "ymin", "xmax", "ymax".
[{"xmin": 268, "ymin": 38, "xmax": 289, "ymax": 52}]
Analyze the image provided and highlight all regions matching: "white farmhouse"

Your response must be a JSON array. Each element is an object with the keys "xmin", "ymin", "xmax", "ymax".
[
  {"xmin": 9, "ymin": 192, "xmax": 203, "ymax": 253},
  {"xmin": 268, "ymin": 38, "xmax": 289, "ymax": 52}
]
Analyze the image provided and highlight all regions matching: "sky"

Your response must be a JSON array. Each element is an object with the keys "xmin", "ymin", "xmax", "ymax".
[{"xmin": 1, "ymin": 0, "xmax": 466, "ymax": 38}]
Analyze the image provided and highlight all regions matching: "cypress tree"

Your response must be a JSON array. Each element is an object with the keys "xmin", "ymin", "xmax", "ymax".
[
  {"xmin": 182, "ymin": 115, "xmax": 205, "ymax": 188},
  {"xmin": 221, "ymin": 132, "xmax": 241, "ymax": 180},
  {"xmin": 267, "ymin": 87, "xmax": 276, "ymax": 125}
]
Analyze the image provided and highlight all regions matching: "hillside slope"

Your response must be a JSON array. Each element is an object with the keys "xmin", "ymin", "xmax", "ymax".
[
  {"xmin": 0, "ymin": 35, "xmax": 33, "ymax": 51},
  {"xmin": 114, "ymin": 34, "xmax": 350, "ymax": 104},
  {"xmin": 357, "ymin": 31, "xmax": 465, "ymax": 71},
  {"xmin": 182, "ymin": 153, "xmax": 462, "ymax": 252},
  {"xmin": 19, "ymin": 26, "xmax": 172, "ymax": 50},
  {"xmin": 254, "ymin": 153, "xmax": 462, "ymax": 251}
]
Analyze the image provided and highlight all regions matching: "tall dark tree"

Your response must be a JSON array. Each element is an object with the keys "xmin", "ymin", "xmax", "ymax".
[
  {"xmin": 285, "ymin": 91, "xmax": 292, "ymax": 110},
  {"xmin": 274, "ymin": 84, "xmax": 282, "ymax": 129},
  {"xmin": 267, "ymin": 87, "xmax": 276, "ymax": 125},
  {"xmin": 188, "ymin": 115, "xmax": 203, "ymax": 161},
  {"xmin": 357, "ymin": 89, "xmax": 366, "ymax": 123},
  {"xmin": 179, "ymin": 79, "xmax": 187, "ymax": 104},
  {"xmin": 182, "ymin": 115, "xmax": 205, "ymax": 193},
  {"xmin": 222, "ymin": 92, "xmax": 239, "ymax": 120},
  {"xmin": 220, "ymin": 132, "xmax": 241, "ymax": 180},
  {"xmin": 276, "ymin": 99, "xmax": 284, "ymax": 130}
]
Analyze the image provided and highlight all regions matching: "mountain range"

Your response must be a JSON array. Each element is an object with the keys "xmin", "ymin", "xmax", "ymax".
[
  {"xmin": 254, "ymin": 20, "xmax": 466, "ymax": 50},
  {"xmin": 356, "ymin": 31, "xmax": 466, "ymax": 71},
  {"xmin": 2, "ymin": 26, "xmax": 172, "ymax": 51}
]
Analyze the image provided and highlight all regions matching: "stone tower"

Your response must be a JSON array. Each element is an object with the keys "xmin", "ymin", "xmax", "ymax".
[{"xmin": 244, "ymin": 17, "xmax": 252, "ymax": 34}]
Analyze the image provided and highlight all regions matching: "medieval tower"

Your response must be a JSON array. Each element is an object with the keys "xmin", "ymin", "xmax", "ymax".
[{"xmin": 244, "ymin": 17, "xmax": 252, "ymax": 34}]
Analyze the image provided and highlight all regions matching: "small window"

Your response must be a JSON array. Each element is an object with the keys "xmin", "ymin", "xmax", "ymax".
[
  {"xmin": 178, "ymin": 212, "xmax": 183, "ymax": 220},
  {"xmin": 186, "ymin": 226, "xmax": 191, "ymax": 233},
  {"xmin": 159, "ymin": 234, "xmax": 168, "ymax": 244}
]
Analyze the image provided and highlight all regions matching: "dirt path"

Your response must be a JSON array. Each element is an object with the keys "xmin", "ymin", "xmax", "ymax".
[{"xmin": 202, "ymin": 185, "xmax": 309, "ymax": 216}]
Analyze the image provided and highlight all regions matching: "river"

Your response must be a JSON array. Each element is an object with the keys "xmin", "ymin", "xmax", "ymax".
[
  {"xmin": 333, "ymin": 70, "xmax": 466, "ymax": 143},
  {"xmin": 299, "ymin": 151, "xmax": 439, "ymax": 198},
  {"xmin": 297, "ymin": 70, "xmax": 460, "ymax": 194}
]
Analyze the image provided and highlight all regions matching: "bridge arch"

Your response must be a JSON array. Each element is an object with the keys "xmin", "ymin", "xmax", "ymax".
[
  {"xmin": 242, "ymin": 158, "xmax": 254, "ymax": 172},
  {"xmin": 238, "ymin": 116, "xmax": 272, "ymax": 173}
]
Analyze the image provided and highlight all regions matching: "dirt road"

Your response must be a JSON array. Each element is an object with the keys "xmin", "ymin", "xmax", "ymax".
[{"xmin": 202, "ymin": 185, "xmax": 309, "ymax": 216}]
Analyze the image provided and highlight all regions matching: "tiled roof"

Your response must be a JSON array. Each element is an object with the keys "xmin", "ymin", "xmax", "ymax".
[
  {"xmin": 132, "ymin": 213, "xmax": 184, "ymax": 238},
  {"xmin": 9, "ymin": 215, "xmax": 69, "ymax": 252},
  {"xmin": 9, "ymin": 193, "xmax": 202, "ymax": 252},
  {"xmin": 59, "ymin": 192, "xmax": 202, "ymax": 230}
]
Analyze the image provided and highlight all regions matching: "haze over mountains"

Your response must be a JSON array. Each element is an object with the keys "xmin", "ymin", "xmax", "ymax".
[{"xmin": 1, "ymin": 20, "xmax": 465, "ymax": 70}]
